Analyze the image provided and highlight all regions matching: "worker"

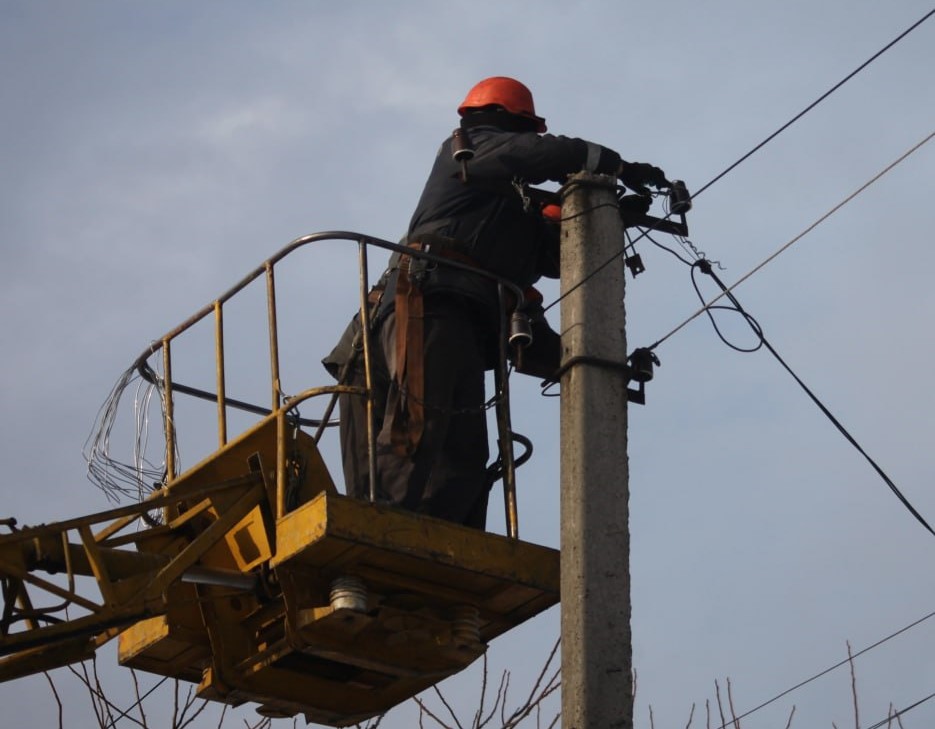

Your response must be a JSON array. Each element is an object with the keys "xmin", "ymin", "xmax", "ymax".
[{"xmin": 323, "ymin": 76, "xmax": 668, "ymax": 529}]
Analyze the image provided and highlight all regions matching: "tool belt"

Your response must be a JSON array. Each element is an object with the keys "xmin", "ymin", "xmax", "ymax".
[{"xmin": 388, "ymin": 236, "xmax": 483, "ymax": 457}]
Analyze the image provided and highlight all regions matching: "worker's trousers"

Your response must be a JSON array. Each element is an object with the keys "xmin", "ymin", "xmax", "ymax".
[{"xmin": 338, "ymin": 296, "xmax": 491, "ymax": 529}]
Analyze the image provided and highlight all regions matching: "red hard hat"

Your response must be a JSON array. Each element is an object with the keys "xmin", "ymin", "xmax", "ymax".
[{"xmin": 457, "ymin": 76, "xmax": 547, "ymax": 133}]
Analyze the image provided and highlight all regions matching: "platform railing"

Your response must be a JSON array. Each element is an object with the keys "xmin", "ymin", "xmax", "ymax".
[{"xmin": 131, "ymin": 232, "xmax": 529, "ymax": 537}]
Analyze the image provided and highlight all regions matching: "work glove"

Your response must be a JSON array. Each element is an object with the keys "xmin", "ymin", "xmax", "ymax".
[
  {"xmin": 617, "ymin": 161, "xmax": 669, "ymax": 191},
  {"xmin": 618, "ymin": 194, "xmax": 652, "ymax": 219}
]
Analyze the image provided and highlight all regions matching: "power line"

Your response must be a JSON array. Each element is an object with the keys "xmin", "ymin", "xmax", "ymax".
[
  {"xmin": 866, "ymin": 690, "xmax": 935, "ymax": 729},
  {"xmin": 692, "ymin": 7, "xmax": 935, "ymax": 199},
  {"xmin": 690, "ymin": 258, "xmax": 935, "ymax": 537},
  {"xmin": 544, "ymin": 9, "xmax": 934, "ymax": 315},
  {"xmin": 649, "ymin": 129, "xmax": 935, "ymax": 351},
  {"xmin": 715, "ymin": 608, "xmax": 935, "ymax": 728}
]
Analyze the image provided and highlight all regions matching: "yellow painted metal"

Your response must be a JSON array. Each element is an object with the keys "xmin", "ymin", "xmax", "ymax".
[
  {"xmin": 0, "ymin": 637, "xmax": 98, "ymax": 682},
  {"xmin": 214, "ymin": 300, "xmax": 227, "ymax": 447},
  {"xmin": 0, "ymin": 417, "xmax": 293, "ymax": 677},
  {"xmin": 265, "ymin": 263, "xmax": 281, "ymax": 414},
  {"xmin": 3, "ymin": 408, "xmax": 558, "ymax": 726},
  {"xmin": 1, "ymin": 234, "xmax": 557, "ymax": 725},
  {"xmin": 119, "ymin": 489, "xmax": 559, "ymax": 725}
]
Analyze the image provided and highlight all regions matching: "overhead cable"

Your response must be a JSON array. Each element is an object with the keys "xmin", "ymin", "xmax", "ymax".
[
  {"xmin": 692, "ymin": 8, "xmax": 935, "ymax": 199},
  {"xmin": 865, "ymin": 690, "xmax": 935, "ymax": 729},
  {"xmin": 690, "ymin": 259, "xmax": 935, "ymax": 537},
  {"xmin": 544, "ymin": 10, "xmax": 934, "ymax": 314},
  {"xmin": 714, "ymin": 608, "xmax": 935, "ymax": 728},
  {"xmin": 650, "ymin": 129, "xmax": 935, "ymax": 351}
]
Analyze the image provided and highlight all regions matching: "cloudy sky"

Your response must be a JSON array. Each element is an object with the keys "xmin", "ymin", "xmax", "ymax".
[{"xmin": 2, "ymin": 1, "xmax": 934, "ymax": 727}]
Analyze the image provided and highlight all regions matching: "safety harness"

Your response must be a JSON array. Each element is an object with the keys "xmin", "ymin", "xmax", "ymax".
[{"xmin": 387, "ymin": 236, "xmax": 486, "ymax": 457}]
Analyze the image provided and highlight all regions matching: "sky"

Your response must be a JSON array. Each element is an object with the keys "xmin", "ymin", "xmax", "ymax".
[{"xmin": 1, "ymin": 1, "xmax": 934, "ymax": 727}]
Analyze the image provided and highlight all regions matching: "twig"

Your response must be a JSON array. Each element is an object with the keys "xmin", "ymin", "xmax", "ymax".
[
  {"xmin": 499, "ymin": 672, "xmax": 513, "ymax": 727},
  {"xmin": 91, "ymin": 657, "xmax": 117, "ymax": 728},
  {"xmin": 847, "ymin": 641, "xmax": 860, "ymax": 729},
  {"xmin": 477, "ymin": 670, "xmax": 509, "ymax": 728},
  {"xmin": 894, "ymin": 702, "xmax": 905, "ymax": 729},
  {"xmin": 474, "ymin": 652, "xmax": 490, "ymax": 728},
  {"xmin": 684, "ymin": 702, "xmax": 696, "ymax": 729},
  {"xmin": 357, "ymin": 713, "xmax": 385, "ymax": 729},
  {"xmin": 173, "ymin": 677, "xmax": 181, "ymax": 729},
  {"xmin": 726, "ymin": 678, "xmax": 740, "ymax": 728},
  {"xmin": 174, "ymin": 681, "xmax": 212, "ymax": 729},
  {"xmin": 129, "ymin": 669, "xmax": 147, "ymax": 728},
  {"xmin": 415, "ymin": 695, "xmax": 456, "ymax": 728},
  {"xmin": 520, "ymin": 637, "xmax": 561, "ymax": 712},
  {"xmin": 68, "ymin": 661, "xmax": 105, "ymax": 727},
  {"xmin": 714, "ymin": 680, "xmax": 727, "ymax": 729},
  {"xmin": 43, "ymin": 671, "xmax": 65, "ymax": 729},
  {"xmin": 784, "ymin": 705, "xmax": 796, "ymax": 729},
  {"xmin": 501, "ymin": 637, "xmax": 561, "ymax": 728},
  {"xmin": 434, "ymin": 684, "xmax": 465, "ymax": 729},
  {"xmin": 102, "ymin": 676, "xmax": 168, "ymax": 727}
]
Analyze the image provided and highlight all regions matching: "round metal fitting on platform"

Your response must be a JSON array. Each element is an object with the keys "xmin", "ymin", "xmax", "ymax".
[
  {"xmin": 329, "ymin": 575, "xmax": 368, "ymax": 612},
  {"xmin": 451, "ymin": 605, "xmax": 481, "ymax": 645}
]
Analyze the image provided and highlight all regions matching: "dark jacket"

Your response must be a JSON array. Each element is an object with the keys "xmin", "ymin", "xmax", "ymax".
[
  {"xmin": 399, "ymin": 121, "xmax": 622, "ymax": 314},
  {"xmin": 324, "ymin": 120, "xmax": 622, "ymax": 378}
]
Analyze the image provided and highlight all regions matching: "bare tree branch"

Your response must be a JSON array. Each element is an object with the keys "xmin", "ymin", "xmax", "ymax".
[
  {"xmin": 714, "ymin": 680, "xmax": 727, "ymax": 729},
  {"xmin": 477, "ymin": 669, "xmax": 509, "ymax": 728},
  {"xmin": 415, "ymin": 694, "xmax": 457, "ymax": 729},
  {"xmin": 474, "ymin": 652, "xmax": 490, "ymax": 729},
  {"xmin": 129, "ymin": 669, "xmax": 147, "ymax": 728},
  {"xmin": 515, "ymin": 638, "xmax": 561, "ymax": 718},
  {"xmin": 434, "ymin": 684, "xmax": 465, "ymax": 729},
  {"xmin": 501, "ymin": 640, "xmax": 561, "ymax": 728},
  {"xmin": 847, "ymin": 641, "xmax": 860, "ymax": 729},
  {"xmin": 684, "ymin": 702, "xmax": 696, "ymax": 729},
  {"xmin": 355, "ymin": 713, "xmax": 385, "ymax": 729},
  {"xmin": 43, "ymin": 670, "xmax": 65, "ymax": 729},
  {"xmin": 92, "ymin": 656, "xmax": 118, "ymax": 728},
  {"xmin": 175, "ymin": 681, "xmax": 213, "ymax": 729},
  {"xmin": 725, "ymin": 677, "xmax": 739, "ymax": 729}
]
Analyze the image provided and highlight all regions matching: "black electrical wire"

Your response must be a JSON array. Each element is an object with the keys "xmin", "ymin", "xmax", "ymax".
[
  {"xmin": 713, "ymin": 607, "xmax": 935, "ymax": 729},
  {"xmin": 689, "ymin": 261, "xmax": 762, "ymax": 353},
  {"xmin": 693, "ymin": 7, "xmax": 934, "ymax": 200},
  {"xmin": 689, "ymin": 259, "xmax": 935, "ymax": 538},
  {"xmin": 642, "ymin": 228, "xmax": 696, "ymax": 267},
  {"xmin": 543, "ymin": 9, "xmax": 934, "ymax": 315},
  {"xmin": 865, "ymin": 690, "xmax": 935, "ymax": 729},
  {"xmin": 650, "ymin": 129, "xmax": 934, "ymax": 351},
  {"xmin": 542, "ymin": 191, "xmax": 666, "ymax": 314}
]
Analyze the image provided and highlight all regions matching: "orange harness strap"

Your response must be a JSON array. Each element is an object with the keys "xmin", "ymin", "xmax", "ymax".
[
  {"xmin": 389, "ymin": 253, "xmax": 425, "ymax": 456},
  {"xmin": 388, "ymin": 240, "xmax": 488, "ymax": 457}
]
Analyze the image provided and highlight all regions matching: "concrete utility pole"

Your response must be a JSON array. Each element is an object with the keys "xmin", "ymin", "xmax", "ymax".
[{"xmin": 559, "ymin": 171, "xmax": 632, "ymax": 729}]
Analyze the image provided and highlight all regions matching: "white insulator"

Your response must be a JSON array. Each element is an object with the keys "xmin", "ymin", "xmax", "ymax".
[
  {"xmin": 451, "ymin": 605, "xmax": 481, "ymax": 645},
  {"xmin": 329, "ymin": 576, "xmax": 368, "ymax": 612}
]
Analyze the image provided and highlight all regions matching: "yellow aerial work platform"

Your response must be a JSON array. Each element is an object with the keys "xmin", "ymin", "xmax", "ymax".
[
  {"xmin": 0, "ymin": 413, "xmax": 559, "ymax": 726},
  {"xmin": 117, "ymin": 418, "xmax": 559, "ymax": 725},
  {"xmin": 0, "ymin": 232, "xmax": 560, "ymax": 725}
]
